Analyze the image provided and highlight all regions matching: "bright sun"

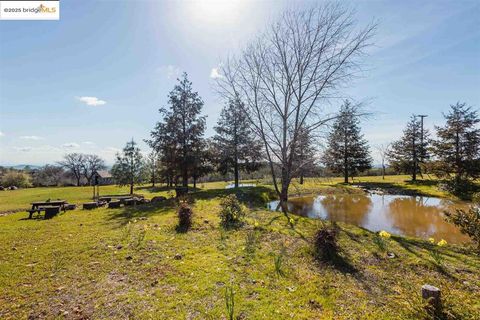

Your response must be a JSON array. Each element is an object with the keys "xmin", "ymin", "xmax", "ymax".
[{"xmin": 186, "ymin": 0, "xmax": 246, "ymax": 25}]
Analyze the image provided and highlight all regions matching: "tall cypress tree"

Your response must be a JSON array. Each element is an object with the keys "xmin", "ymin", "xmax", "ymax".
[
  {"xmin": 213, "ymin": 98, "xmax": 262, "ymax": 188},
  {"xmin": 147, "ymin": 73, "xmax": 206, "ymax": 190},
  {"xmin": 387, "ymin": 115, "xmax": 430, "ymax": 181},
  {"xmin": 433, "ymin": 102, "xmax": 480, "ymax": 182},
  {"xmin": 323, "ymin": 101, "xmax": 372, "ymax": 183}
]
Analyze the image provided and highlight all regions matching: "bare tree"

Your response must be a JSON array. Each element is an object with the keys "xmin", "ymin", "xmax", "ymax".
[
  {"xmin": 375, "ymin": 143, "xmax": 391, "ymax": 180},
  {"xmin": 58, "ymin": 153, "xmax": 84, "ymax": 186},
  {"xmin": 216, "ymin": 4, "xmax": 375, "ymax": 213},
  {"xmin": 82, "ymin": 154, "xmax": 106, "ymax": 185}
]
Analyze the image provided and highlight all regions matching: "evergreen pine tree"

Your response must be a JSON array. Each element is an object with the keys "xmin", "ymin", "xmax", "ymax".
[
  {"xmin": 323, "ymin": 101, "xmax": 372, "ymax": 183},
  {"xmin": 433, "ymin": 102, "xmax": 480, "ymax": 182},
  {"xmin": 111, "ymin": 140, "xmax": 146, "ymax": 194},
  {"xmin": 213, "ymin": 98, "xmax": 262, "ymax": 188},
  {"xmin": 147, "ymin": 73, "xmax": 206, "ymax": 190},
  {"xmin": 387, "ymin": 115, "xmax": 430, "ymax": 181}
]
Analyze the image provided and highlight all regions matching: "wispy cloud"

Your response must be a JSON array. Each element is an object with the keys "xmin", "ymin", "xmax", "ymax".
[
  {"xmin": 13, "ymin": 146, "xmax": 32, "ymax": 152},
  {"xmin": 210, "ymin": 68, "xmax": 222, "ymax": 79},
  {"xmin": 77, "ymin": 96, "xmax": 106, "ymax": 106},
  {"xmin": 0, "ymin": 131, "xmax": 4, "ymax": 137},
  {"xmin": 82, "ymin": 141, "xmax": 95, "ymax": 146},
  {"xmin": 62, "ymin": 142, "xmax": 80, "ymax": 149},
  {"xmin": 20, "ymin": 135, "xmax": 43, "ymax": 140},
  {"xmin": 157, "ymin": 65, "xmax": 181, "ymax": 79}
]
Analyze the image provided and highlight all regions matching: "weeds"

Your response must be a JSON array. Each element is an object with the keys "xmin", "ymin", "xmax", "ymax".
[
  {"xmin": 273, "ymin": 246, "xmax": 287, "ymax": 278},
  {"xmin": 225, "ymin": 285, "xmax": 235, "ymax": 320},
  {"xmin": 245, "ymin": 230, "xmax": 257, "ymax": 259}
]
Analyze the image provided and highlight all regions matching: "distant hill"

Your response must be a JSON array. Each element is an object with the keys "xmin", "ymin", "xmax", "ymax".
[{"xmin": 2, "ymin": 164, "xmax": 42, "ymax": 170}]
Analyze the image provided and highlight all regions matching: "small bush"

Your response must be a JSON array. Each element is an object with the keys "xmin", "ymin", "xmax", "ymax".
[
  {"xmin": 177, "ymin": 203, "xmax": 193, "ymax": 232},
  {"xmin": 445, "ymin": 193, "xmax": 480, "ymax": 249},
  {"xmin": 1, "ymin": 171, "xmax": 31, "ymax": 188},
  {"xmin": 313, "ymin": 224, "xmax": 339, "ymax": 261},
  {"xmin": 219, "ymin": 194, "xmax": 245, "ymax": 229}
]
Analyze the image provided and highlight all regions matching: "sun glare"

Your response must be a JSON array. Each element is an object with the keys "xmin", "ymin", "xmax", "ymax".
[{"xmin": 186, "ymin": 0, "xmax": 246, "ymax": 25}]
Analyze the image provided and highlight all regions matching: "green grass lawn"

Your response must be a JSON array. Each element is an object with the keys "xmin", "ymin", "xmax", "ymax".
[{"xmin": 0, "ymin": 181, "xmax": 479, "ymax": 319}]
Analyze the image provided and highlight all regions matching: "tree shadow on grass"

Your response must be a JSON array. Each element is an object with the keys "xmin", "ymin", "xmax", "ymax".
[
  {"xmin": 105, "ymin": 199, "xmax": 177, "ymax": 227},
  {"xmin": 192, "ymin": 186, "xmax": 276, "ymax": 207}
]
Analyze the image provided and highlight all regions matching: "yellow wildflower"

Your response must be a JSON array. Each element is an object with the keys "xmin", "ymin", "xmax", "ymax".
[
  {"xmin": 254, "ymin": 220, "xmax": 259, "ymax": 228},
  {"xmin": 289, "ymin": 218, "xmax": 294, "ymax": 225},
  {"xmin": 428, "ymin": 238, "xmax": 435, "ymax": 244},
  {"xmin": 437, "ymin": 239, "xmax": 447, "ymax": 247},
  {"xmin": 379, "ymin": 230, "xmax": 391, "ymax": 239}
]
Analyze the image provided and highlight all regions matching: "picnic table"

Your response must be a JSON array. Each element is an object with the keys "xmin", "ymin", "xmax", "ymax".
[{"xmin": 28, "ymin": 200, "xmax": 67, "ymax": 219}]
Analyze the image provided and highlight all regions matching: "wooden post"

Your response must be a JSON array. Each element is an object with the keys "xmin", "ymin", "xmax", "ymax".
[{"xmin": 421, "ymin": 284, "xmax": 441, "ymax": 316}]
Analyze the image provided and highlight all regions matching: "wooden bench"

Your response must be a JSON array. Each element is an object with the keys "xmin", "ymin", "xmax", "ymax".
[{"xmin": 27, "ymin": 206, "xmax": 61, "ymax": 219}]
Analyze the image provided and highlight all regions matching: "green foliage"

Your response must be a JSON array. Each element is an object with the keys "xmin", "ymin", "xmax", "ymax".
[
  {"xmin": 273, "ymin": 245, "xmax": 287, "ymax": 278},
  {"xmin": 429, "ymin": 248, "xmax": 444, "ymax": 267},
  {"xmin": 1, "ymin": 170, "xmax": 31, "ymax": 188},
  {"xmin": 445, "ymin": 194, "xmax": 480, "ymax": 249},
  {"xmin": 373, "ymin": 233, "xmax": 387, "ymax": 253},
  {"xmin": 177, "ymin": 203, "xmax": 193, "ymax": 232},
  {"xmin": 432, "ymin": 102, "xmax": 480, "ymax": 181},
  {"xmin": 146, "ymin": 73, "xmax": 208, "ymax": 187},
  {"xmin": 387, "ymin": 115, "xmax": 430, "ymax": 180},
  {"xmin": 219, "ymin": 194, "xmax": 245, "ymax": 228},
  {"xmin": 244, "ymin": 230, "xmax": 257, "ymax": 259},
  {"xmin": 313, "ymin": 223, "xmax": 339, "ymax": 261},
  {"xmin": 323, "ymin": 100, "xmax": 372, "ymax": 182},
  {"xmin": 224, "ymin": 285, "xmax": 235, "ymax": 320},
  {"xmin": 111, "ymin": 140, "xmax": 146, "ymax": 193},
  {"xmin": 213, "ymin": 97, "xmax": 262, "ymax": 185}
]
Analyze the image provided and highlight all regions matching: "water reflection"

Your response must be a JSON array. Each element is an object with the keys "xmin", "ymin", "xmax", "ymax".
[{"xmin": 268, "ymin": 194, "xmax": 471, "ymax": 244}]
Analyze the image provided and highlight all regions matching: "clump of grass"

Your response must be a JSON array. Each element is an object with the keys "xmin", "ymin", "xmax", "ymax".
[
  {"xmin": 225, "ymin": 285, "xmax": 235, "ymax": 320},
  {"xmin": 219, "ymin": 194, "xmax": 245, "ymax": 229},
  {"xmin": 51, "ymin": 251, "xmax": 66, "ymax": 276},
  {"xmin": 131, "ymin": 225, "xmax": 147, "ymax": 249},
  {"xmin": 245, "ymin": 230, "xmax": 257, "ymax": 259},
  {"xmin": 373, "ymin": 233, "xmax": 387, "ymax": 253},
  {"xmin": 176, "ymin": 203, "xmax": 193, "ymax": 232},
  {"xmin": 273, "ymin": 246, "xmax": 287, "ymax": 278},
  {"xmin": 121, "ymin": 222, "xmax": 133, "ymax": 242},
  {"xmin": 313, "ymin": 223, "xmax": 339, "ymax": 262}
]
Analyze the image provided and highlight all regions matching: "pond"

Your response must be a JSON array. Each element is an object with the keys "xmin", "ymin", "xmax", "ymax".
[
  {"xmin": 225, "ymin": 183, "xmax": 256, "ymax": 189},
  {"xmin": 268, "ymin": 194, "xmax": 473, "ymax": 244}
]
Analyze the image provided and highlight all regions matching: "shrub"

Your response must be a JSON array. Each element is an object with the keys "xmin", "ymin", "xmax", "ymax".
[
  {"xmin": 313, "ymin": 224, "xmax": 339, "ymax": 261},
  {"xmin": 177, "ymin": 203, "xmax": 193, "ymax": 232},
  {"xmin": 219, "ymin": 194, "xmax": 245, "ymax": 228},
  {"xmin": 1, "ymin": 171, "xmax": 31, "ymax": 188},
  {"xmin": 444, "ymin": 194, "xmax": 480, "ymax": 249}
]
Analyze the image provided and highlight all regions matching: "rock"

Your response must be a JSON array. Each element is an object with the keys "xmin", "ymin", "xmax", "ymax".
[
  {"xmin": 0, "ymin": 186, "xmax": 5, "ymax": 191},
  {"xmin": 116, "ymin": 244, "xmax": 123, "ymax": 250},
  {"xmin": 126, "ymin": 255, "xmax": 133, "ymax": 261},
  {"xmin": 421, "ymin": 284, "xmax": 441, "ymax": 314},
  {"xmin": 138, "ymin": 217, "xmax": 147, "ymax": 220},
  {"xmin": 387, "ymin": 252, "xmax": 396, "ymax": 259},
  {"xmin": 203, "ymin": 219, "xmax": 209, "ymax": 224},
  {"xmin": 151, "ymin": 196, "xmax": 167, "ymax": 203},
  {"xmin": 174, "ymin": 253, "xmax": 182, "ymax": 260},
  {"xmin": 9, "ymin": 186, "xmax": 18, "ymax": 190}
]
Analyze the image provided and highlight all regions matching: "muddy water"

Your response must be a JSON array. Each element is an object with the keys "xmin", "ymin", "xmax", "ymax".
[{"xmin": 268, "ymin": 194, "xmax": 473, "ymax": 244}]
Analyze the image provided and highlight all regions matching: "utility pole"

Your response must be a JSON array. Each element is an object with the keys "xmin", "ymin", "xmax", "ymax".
[{"xmin": 417, "ymin": 115, "xmax": 428, "ymax": 162}]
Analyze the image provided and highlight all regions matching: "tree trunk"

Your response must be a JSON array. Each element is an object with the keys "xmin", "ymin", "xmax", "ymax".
[
  {"xmin": 130, "ymin": 182, "xmax": 134, "ymax": 195},
  {"xmin": 234, "ymin": 157, "xmax": 239, "ymax": 188},
  {"xmin": 382, "ymin": 164, "xmax": 385, "ymax": 180},
  {"xmin": 193, "ymin": 175, "xmax": 197, "ymax": 189},
  {"xmin": 76, "ymin": 176, "xmax": 81, "ymax": 186},
  {"xmin": 300, "ymin": 173, "xmax": 304, "ymax": 185}
]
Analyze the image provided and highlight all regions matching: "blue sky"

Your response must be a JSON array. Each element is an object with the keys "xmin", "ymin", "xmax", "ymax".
[{"xmin": 0, "ymin": 0, "xmax": 479, "ymax": 165}]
